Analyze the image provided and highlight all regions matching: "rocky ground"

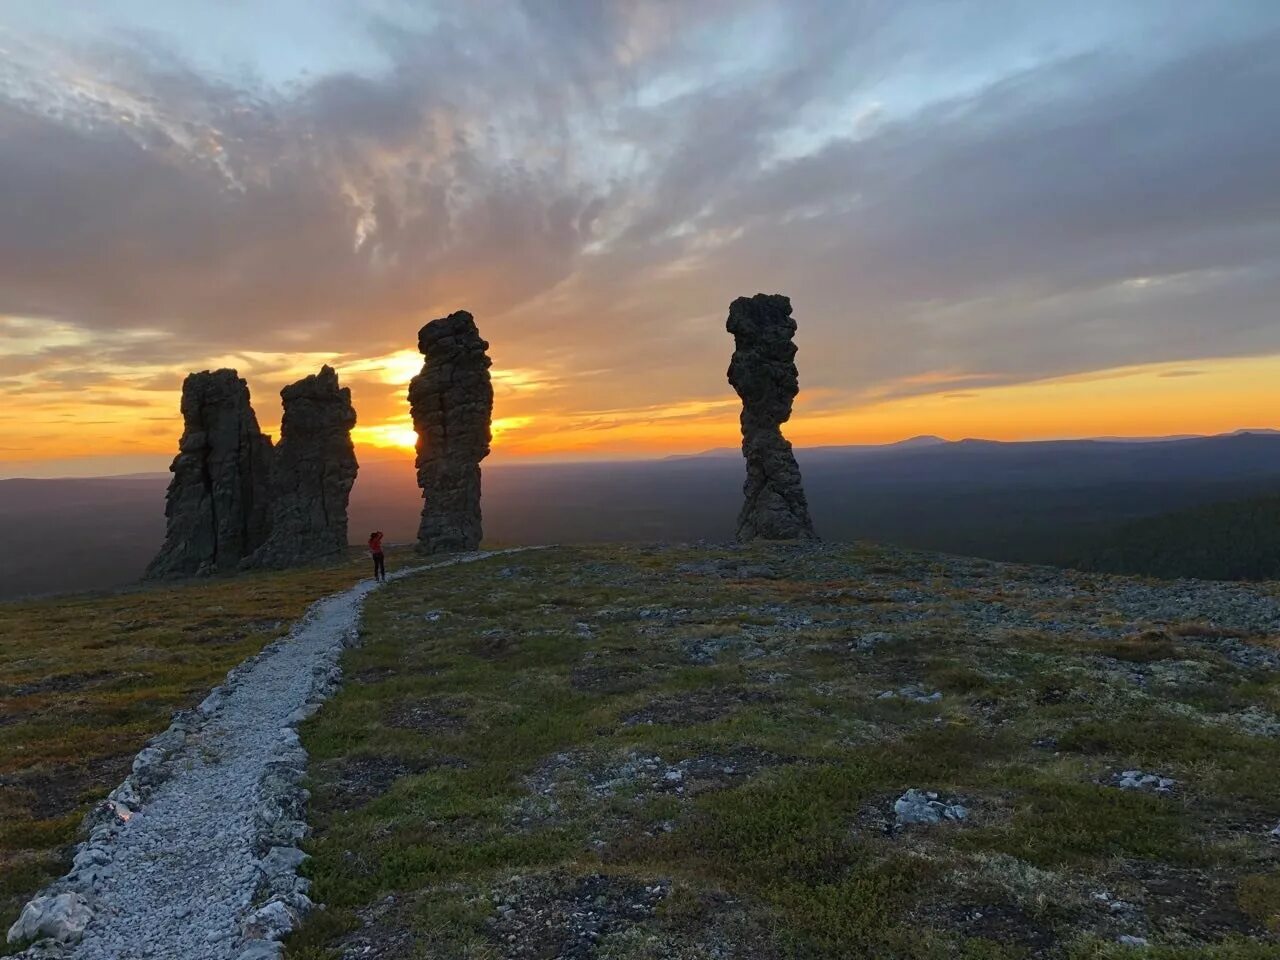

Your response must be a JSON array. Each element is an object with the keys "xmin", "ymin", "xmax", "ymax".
[{"xmin": 285, "ymin": 542, "xmax": 1280, "ymax": 959}]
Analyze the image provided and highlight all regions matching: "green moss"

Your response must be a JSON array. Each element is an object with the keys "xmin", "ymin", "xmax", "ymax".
[
  {"xmin": 1237, "ymin": 874, "xmax": 1280, "ymax": 934},
  {"xmin": 959, "ymin": 779, "xmax": 1193, "ymax": 867}
]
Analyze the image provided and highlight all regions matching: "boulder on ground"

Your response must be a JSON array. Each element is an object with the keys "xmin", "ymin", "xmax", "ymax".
[{"xmin": 7, "ymin": 892, "xmax": 92, "ymax": 945}]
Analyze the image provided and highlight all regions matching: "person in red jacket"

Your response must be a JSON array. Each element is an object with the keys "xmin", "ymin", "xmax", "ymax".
[{"xmin": 368, "ymin": 531, "xmax": 385, "ymax": 582}]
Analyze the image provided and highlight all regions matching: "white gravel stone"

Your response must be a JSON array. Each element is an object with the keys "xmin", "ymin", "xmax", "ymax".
[{"xmin": 11, "ymin": 549, "xmax": 538, "ymax": 960}]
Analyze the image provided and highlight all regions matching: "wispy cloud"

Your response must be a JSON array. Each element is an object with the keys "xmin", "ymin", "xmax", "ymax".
[{"xmin": 1, "ymin": 1, "xmax": 1278, "ymax": 461}]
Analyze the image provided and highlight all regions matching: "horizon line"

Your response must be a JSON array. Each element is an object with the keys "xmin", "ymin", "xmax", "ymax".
[{"xmin": 4, "ymin": 427, "xmax": 1279, "ymax": 482}]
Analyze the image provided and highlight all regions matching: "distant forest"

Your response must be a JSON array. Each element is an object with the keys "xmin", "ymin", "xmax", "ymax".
[{"xmin": 1074, "ymin": 495, "xmax": 1280, "ymax": 581}]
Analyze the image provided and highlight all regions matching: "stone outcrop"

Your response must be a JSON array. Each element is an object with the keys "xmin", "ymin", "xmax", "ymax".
[
  {"xmin": 246, "ymin": 366, "xmax": 358, "ymax": 569},
  {"xmin": 726, "ymin": 293, "xmax": 818, "ymax": 541},
  {"xmin": 145, "ymin": 370, "xmax": 273, "ymax": 579},
  {"xmin": 408, "ymin": 310, "xmax": 494, "ymax": 554},
  {"xmin": 7, "ymin": 892, "xmax": 92, "ymax": 945}
]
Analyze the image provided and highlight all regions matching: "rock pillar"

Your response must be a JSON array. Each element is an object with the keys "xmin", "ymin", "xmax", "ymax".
[
  {"xmin": 146, "ymin": 369, "xmax": 273, "ymax": 578},
  {"xmin": 246, "ymin": 365, "xmax": 358, "ymax": 569},
  {"xmin": 726, "ymin": 293, "xmax": 818, "ymax": 541},
  {"xmin": 408, "ymin": 310, "xmax": 494, "ymax": 554}
]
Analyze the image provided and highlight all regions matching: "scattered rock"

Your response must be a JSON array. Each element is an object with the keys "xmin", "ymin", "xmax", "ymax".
[
  {"xmin": 877, "ymin": 686, "xmax": 943, "ymax": 704},
  {"xmin": 242, "ymin": 895, "xmax": 310, "ymax": 941},
  {"xmin": 1110, "ymin": 770, "xmax": 1178, "ymax": 793},
  {"xmin": 256, "ymin": 846, "xmax": 309, "ymax": 899},
  {"xmin": 386, "ymin": 695, "xmax": 470, "ymax": 734},
  {"xmin": 893, "ymin": 789, "xmax": 968, "ymax": 825},
  {"xmin": 519, "ymin": 747, "xmax": 790, "ymax": 830},
  {"xmin": 409, "ymin": 310, "xmax": 494, "ymax": 554},
  {"xmin": 854, "ymin": 631, "xmax": 895, "ymax": 651},
  {"xmin": 681, "ymin": 634, "xmax": 766, "ymax": 663},
  {"xmin": 484, "ymin": 873, "xmax": 667, "ymax": 958},
  {"xmin": 675, "ymin": 559, "xmax": 778, "ymax": 579},
  {"xmin": 725, "ymin": 293, "xmax": 818, "ymax": 541},
  {"xmin": 621, "ymin": 688, "xmax": 777, "ymax": 727},
  {"xmin": 326, "ymin": 751, "xmax": 468, "ymax": 812}
]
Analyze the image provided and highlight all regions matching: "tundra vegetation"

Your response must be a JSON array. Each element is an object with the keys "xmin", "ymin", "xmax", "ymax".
[{"xmin": 284, "ymin": 543, "xmax": 1280, "ymax": 959}]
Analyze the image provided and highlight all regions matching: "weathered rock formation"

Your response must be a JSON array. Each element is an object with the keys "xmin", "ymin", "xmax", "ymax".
[
  {"xmin": 408, "ymin": 310, "xmax": 494, "ymax": 554},
  {"xmin": 726, "ymin": 293, "xmax": 818, "ymax": 541},
  {"xmin": 145, "ymin": 369, "xmax": 273, "ymax": 579},
  {"xmin": 245, "ymin": 365, "xmax": 358, "ymax": 569}
]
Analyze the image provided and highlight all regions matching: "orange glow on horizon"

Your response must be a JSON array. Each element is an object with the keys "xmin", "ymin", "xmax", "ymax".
[{"xmin": 4, "ymin": 352, "xmax": 1280, "ymax": 470}]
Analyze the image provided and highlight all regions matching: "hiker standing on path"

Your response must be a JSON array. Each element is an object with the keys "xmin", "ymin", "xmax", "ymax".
[{"xmin": 368, "ymin": 531, "xmax": 386, "ymax": 582}]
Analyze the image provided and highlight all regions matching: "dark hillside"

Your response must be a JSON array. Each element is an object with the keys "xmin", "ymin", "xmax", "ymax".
[
  {"xmin": 1075, "ymin": 495, "xmax": 1280, "ymax": 581},
  {"xmin": 5, "ymin": 433, "xmax": 1280, "ymax": 597}
]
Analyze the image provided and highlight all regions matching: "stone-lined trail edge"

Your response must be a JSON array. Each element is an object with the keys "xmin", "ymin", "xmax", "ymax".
[{"xmin": 9, "ymin": 549, "xmax": 541, "ymax": 960}]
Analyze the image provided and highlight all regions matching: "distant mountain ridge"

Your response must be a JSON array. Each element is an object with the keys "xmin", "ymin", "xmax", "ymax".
[{"xmin": 667, "ymin": 429, "xmax": 1280, "ymax": 461}]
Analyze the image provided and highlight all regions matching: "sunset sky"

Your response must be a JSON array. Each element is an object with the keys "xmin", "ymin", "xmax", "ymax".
[{"xmin": 2, "ymin": 1, "xmax": 1278, "ymax": 478}]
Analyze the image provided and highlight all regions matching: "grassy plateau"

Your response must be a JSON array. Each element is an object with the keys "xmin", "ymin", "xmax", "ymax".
[{"xmin": 277, "ymin": 543, "xmax": 1280, "ymax": 959}]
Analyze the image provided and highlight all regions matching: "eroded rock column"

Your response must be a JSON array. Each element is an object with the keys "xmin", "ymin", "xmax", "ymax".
[
  {"xmin": 246, "ymin": 365, "xmax": 358, "ymax": 569},
  {"xmin": 726, "ymin": 293, "xmax": 818, "ymax": 541},
  {"xmin": 145, "ymin": 369, "xmax": 273, "ymax": 579},
  {"xmin": 408, "ymin": 310, "xmax": 494, "ymax": 554}
]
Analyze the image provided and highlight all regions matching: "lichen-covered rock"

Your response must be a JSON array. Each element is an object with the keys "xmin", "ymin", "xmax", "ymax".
[
  {"xmin": 726, "ymin": 294, "xmax": 818, "ymax": 541},
  {"xmin": 145, "ymin": 369, "xmax": 273, "ymax": 579},
  {"xmin": 893, "ymin": 789, "xmax": 968, "ymax": 825},
  {"xmin": 1110, "ymin": 770, "xmax": 1178, "ymax": 793},
  {"xmin": 246, "ymin": 366, "xmax": 358, "ymax": 569},
  {"xmin": 408, "ymin": 310, "xmax": 494, "ymax": 554}
]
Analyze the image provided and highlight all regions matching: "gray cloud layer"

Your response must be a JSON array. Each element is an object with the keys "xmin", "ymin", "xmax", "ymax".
[{"xmin": 1, "ymin": 0, "xmax": 1278, "ymax": 412}]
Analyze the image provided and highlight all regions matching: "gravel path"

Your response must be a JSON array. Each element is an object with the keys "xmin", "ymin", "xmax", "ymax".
[{"xmin": 11, "ymin": 550, "xmax": 534, "ymax": 960}]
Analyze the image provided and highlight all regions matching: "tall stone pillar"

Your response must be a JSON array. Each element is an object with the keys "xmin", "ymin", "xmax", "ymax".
[
  {"xmin": 246, "ymin": 365, "xmax": 358, "ymax": 568},
  {"xmin": 408, "ymin": 310, "xmax": 494, "ymax": 554},
  {"xmin": 146, "ymin": 369, "xmax": 273, "ymax": 578},
  {"xmin": 726, "ymin": 293, "xmax": 818, "ymax": 541}
]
